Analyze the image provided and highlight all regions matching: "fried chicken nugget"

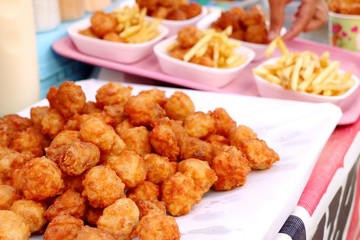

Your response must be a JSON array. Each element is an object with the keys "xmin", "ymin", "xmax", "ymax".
[
  {"xmin": 149, "ymin": 121, "xmax": 180, "ymax": 161},
  {"xmin": 126, "ymin": 181, "xmax": 160, "ymax": 202},
  {"xmin": 95, "ymin": 82, "xmax": 133, "ymax": 108},
  {"xmin": 178, "ymin": 158, "xmax": 218, "ymax": 196},
  {"xmin": 131, "ymin": 212, "xmax": 181, "ymax": 240},
  {"xmin": 211, "ymin": 146, "xmax": 251, "ymax": 191},
  {"xmin": 0, "ymin": 149, "xmax": 34, "ymax": 182},
  {"xmin": 164, "ymin": 91, "xmax": 195, "ymax": 121},
  {"xmin": 47, "ymin": 81, "xmax": 86, "ymax": 119},
  {"xmin": 236, "ymin": 138, "xmax": 280, "ymax": 170},
  {"xmin": 45, "ymin": 130, "xmax": 81, "ymax": 162},
  {"xmin": 43, "ymin": 214, "xmax": 84, "ymax": 240},
  {"xmin": 124, "ymin": 92, "xmax": 166, "ymax": 128},
  {"xmin": 12, "ymin": 157, "xmax": 64, "ymax": 201},
  {"xmin": 9, "ymin": 126, "xmax": 49, "ymax": 157},
  {"xmin": 0, "ymin": 210, "xmax": 30, "ymax": 240},
  {"xmin": 45, "ymin": 189, "xmax": 87, "ymax": 221},
  {"xmin": 84, "ymin": 206, "xmax": 103, "ymax": 226},
  {"xmin": 97, "ymin": 198, "xmax": 139, "ymax": 239},
  {"xmin": 161, "ymin": 172, "xmax": 202, "ymax": 216},
  {"xmin": 179, "ymin": 136, "xmax": 214, "ymax": 163},
  {"xmin": 210, "ymin": 107, "xmax": 237, "ymax": 137},
  {"xmin": 90, "ymin": 11, "xmax": 117, "ymax": 38},
  {"xmin": 183, "ymin": 111, "xmax": 216, "ymax": 139},
  {"xmin": 205, "ymin": 134, "xmax": 230, "ymax": 155},
  {"xmin": 180, "ymin": 2, "xmax": 202, "ymax": 19},
  {"xmin": 10, "ymin": 199, "xmax": 47, "ymax": 233},
  {"xmin": 82, "ymin": 165, "xmax": 125, "ymax": 208},
  {"xmin": 0, "ymin": 184, "xmax": 20, "ymax": 210},
  {"xmin": 117, "ymin": 126, "xmax": 151, "ymax": 156},
  {"xmin": 30, "ymin": 106, "xmax": 50, "ymax": 129},
  {"xmin": 106, "ymin": 150, "xmax": 147, "ymax": 189},
  {"xmin": 143, "ymin": 153, "xmax": 177, "ymax": 185},
  {"xmin": 79, "ymin": 115, "xmax": 118, "ymax": 152},
  {"xmin": 228, "ymin": 124, "xmax": 257, "ymax": 147},
  {"xmin": 41, "ymin": 108, "xmax": 65, "ymax": 139},
  {"xmin": 57, "ymin": 141, "xmax": 100, "ymax": 176},
  {"xmin": 177, "ymin": 26, "xmax": 204, "ymax": 48},
  {"xmin": 245, "ymin": 24, "xmax": 268, "ymax": 44},
  {"xmin": 74, "ymin": 225, "xmax": 116, "ymax": 240}
]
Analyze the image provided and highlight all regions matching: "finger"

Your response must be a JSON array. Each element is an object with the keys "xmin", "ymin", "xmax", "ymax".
[
  {"xmin": 303, "ymin": 1, "xmax": 329, "ymax": 32},
  {"xmin": 268, "ymin": 0, "xmax": 288, "ymax": 40},
  {"xmin": 282, "ymin": 1, "xmax": 316, "ymax": 40}
]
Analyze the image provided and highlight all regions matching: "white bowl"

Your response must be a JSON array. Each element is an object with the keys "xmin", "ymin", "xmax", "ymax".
[
  {"xmin": 153, "ymin": 35, "xmax": 255, "ymax": 88},
  {"xmin": 119, "ymin": 0, "xmax": 208, "ymax": 36},
  {"xmin": 252, "ymin": 58, "xmax": 360, "ymax": 111},
  {"xmin": 196, "ymin": 9, "xmax": 286, "ymax": 61},
  {"xmin": 67, "ymin": 17, "xmax": 169, "ymax": 64}
]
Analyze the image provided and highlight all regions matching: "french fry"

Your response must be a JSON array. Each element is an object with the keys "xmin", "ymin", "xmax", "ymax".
[{"xmin": 254, "ymin": 40, "xmax": 355, "ymax": 97}]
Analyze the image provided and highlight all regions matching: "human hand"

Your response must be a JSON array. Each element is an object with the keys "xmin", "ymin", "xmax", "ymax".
[{"xmin": 268, "ymin": 0, "xmax": 328, "ymax": 41}]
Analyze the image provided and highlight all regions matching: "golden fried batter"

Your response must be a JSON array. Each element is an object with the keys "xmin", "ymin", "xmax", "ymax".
[
  {"xmin": 161, "ymin": 172, "xmax": 202, "ymax": 216},
  {"xmin": 74, "ymin": 225, "xmax": 116, "ymax": 240},
  {"xmin": 126, "ymin": 181, "xmax": 160, "ymax": 202},
  {"xmin": 10, "ymin": 199, "xmax": 47, "ymax": 233},
  {"xmin": 97, "ymin": 198, "xmax": 139, "ymax": 239},
  {"xmin": 211, "ymin": 146, "xmax": 251, "ymax": 191},
  {"xmin": 0, "ymin": 210, "xmax": 30, "ymax": 240},
  {"xmin": 143, "ymin": 153, "xmax": 177, "ymax": 185},
  {"xmin": 82, "ymin": 165, "xmax": 125, "ymax": 208},
  {"xmin": 0, "ymin": 184, "xmax": 20, "ymax": 210},
  {"xmin": 95, "ymin": 82, "xmax": 132, "ymax": 108},
  {"xmin": 131, "ymin": 212, "xmax": 181, "ymax": 240},
  {"xmin": 43, "ymin": 214, "xmax": 84, "ymax": 240},
  {"xmin": 12, "ymin": 157, "xmax": 64, "ymax": 201}
]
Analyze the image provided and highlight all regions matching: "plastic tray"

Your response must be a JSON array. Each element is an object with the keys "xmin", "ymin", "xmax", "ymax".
[{"xmin": 52, "ymin": 36, "xmax": 360, "ymax": 125}]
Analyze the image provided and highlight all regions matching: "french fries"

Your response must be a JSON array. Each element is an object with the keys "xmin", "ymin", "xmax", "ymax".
[
  {"xmin": 253, "ymin": 36, "xmax": 355, "ymax": 96},
  {"xmin": 171, "ymin": 26, "xmax": 247, "ymax": 69},
  {"xmin": 113, "ymin": 4, "xmax": 161, "ymax": 43}
]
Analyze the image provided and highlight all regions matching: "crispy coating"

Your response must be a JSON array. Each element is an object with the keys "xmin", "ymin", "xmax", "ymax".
[
  {"xmin": 189, "ymin": 56, "xmax": 214, "ymax": 67},
  {"xmin": 45, "ymin": 189, "xmax": 87, "ymax": 221},
  {"xmin": 47, "ymin": 81, "xmax": 86, "ymax": 119},
  {"xmin": 62, "ymin": 174, "xmax": 85, "ymax": 193},
  {"xmin": 178, "ymin": 158, "xmax": 218, "ymax": 196},
  {"xmin": 74, "ymin": 225, "xmax": 116, "ymax": 240},
  {"xmin": 30, "ymin": 106, "xmax": 50, "ymax": 129},
  {"xmin": 210, "ymin": 107, "xmax": 237, "ymax": 137},
  {"xmin": 82, "ymin": 165, "xmax": 125, "ymax": 208},
  {"xmin": 103, "ymin": 32, "xmax": 127, "ymax": 43},
  {"xmin": 126, "ymin": 181, "xmax": 160, "ymax": 202},
  {"xmin": 169, "ymin": 45, "xmax": 188, "ymax": 60},
  {"xmin": 90, "ymin": 11, "xmax": 117, "ymax": 38},
  {"xmin": 138, "ymin": 88, "xmax": 168, "ymax": 108},
  {"xmin": 180, "ymin": 2, "xmax": 202, "ymax": 19},
  {"xmin": 0, "ymin": 149, "xmax": 34, "ymax": 182},
  {"xmin": 10, "ymin": 199, "xmax": 47, "ymax": 233},
  {"xmin": 41, "ymin": 108, "xmax": 65, "ymax": 139},
  {"xmin": 149, "ymin": 122, "xmax": 180, "ymax": 161},
  {"xmin": 211, "ymin": 146, "xmax": 251, "ymax": 191},
  {"xmin": 131, "ymin": 212, "xmax": 180, "ymax": 240},
  {"xmin": 183, "ymin": 111, "xmax": 216, "ymax": 139},
  {"xmin": 117, "ymin": 126, "xmax": 151, "ymax": 156},
  {"xmin": 97, "ymin": 198, "xmax": 139, "ymax": 239},
  {"xmin": 79, "ymin": 115, "xmax": 118, "ymax": 152},
  {"xmin": 135, "ymin": 199, "xmax": 166, "ymax": 218},
  {"xmin": 245, "ymin": 24, "xmax": 268, "ymax": 44},
  {"xmin": 213, "ymin": 11, "xmax": 241, "ymax": 31},
  {"xmin": 57, "ymin": 141, "xmax": 100, "ymax": 176},
  {"xmin": 161, "ymin": 172, "xmax": 202, "ymax": 216},
  {"xmin": 229, "ymin": 124, "xmax": 257, "ymax": 147},
  {"xmin": 103, "ymin": 104, "xmax": 128, "ymax": 127},
  {"xmin": 143, "ymin": 153, "xmax": 177, "ymax": 185},
  {"xmin": 167, "ymin": 9, "xmax": 187, "ymax": 20},
  {"xmin": 12, "ymin": 157, "xmax": 64, "ymax": 201},
  {"xmin": 106, "ymin": 150, "xmax": 146, "ymax": 189},
  {"xmin": 151, "ymin": 6, "xmax": 169, "ymax": 18},
  {"xmin": 206, "ymin": 134, "xmax": 230, "ymax": 155},
  {"xmin": 177, "ymin": 26, "xmax": 204, "ymax": 48},
  {"xmin": 43, "ymin": 214, "xmax": 84, "ymax": 240},
  {"xmin": 0, "ymin": 210, "xmax": 30, "ymax": 240},
  {"xmin": 124, "ymin": 93, "xmax": 166, "ymax": 128},
  {"xmin": 45, "ymin": 130, "xmax": 81, "ymax": 162},
  {"xmin": 95, "ymin": 82, "xmax": 132, "ymax": 108},
  {"xmin": 236, "ymin": 138, "xmax": 280, "ymax": 170},
  {"xmin": 179, "ymin": 136, "xmax": 214, "ymax": 163},
  {"xmin": 0, "ymin": 184, "xmax": 20, "ymax": 210},
  {"xmin": 136, "ymin": 0, "xmax": 159, "ymax": 12},
  {"xmin": 9, "ymin": 126, "xmax": 49, "ymax": 157},
  {"xmin": 241, "ymin": 5, "xmax": 264, "ymax": 27}
]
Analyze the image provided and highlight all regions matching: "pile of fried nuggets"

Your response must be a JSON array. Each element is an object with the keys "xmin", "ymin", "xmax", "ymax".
[{"xmin": 0, "ymin": 81, "xmax": 279, "ymax": 239}]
